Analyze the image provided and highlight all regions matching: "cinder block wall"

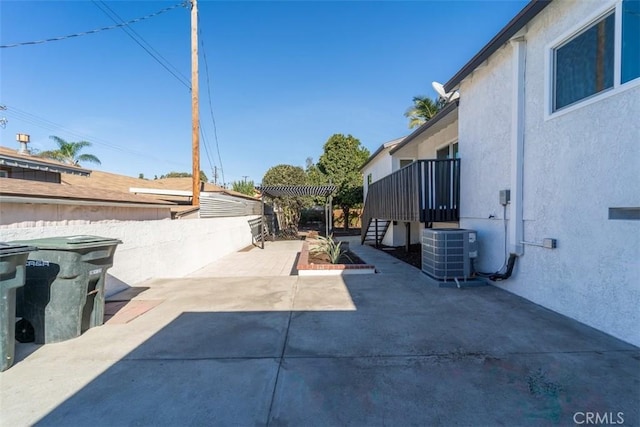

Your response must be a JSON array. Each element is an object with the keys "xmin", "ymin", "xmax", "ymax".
[{"xmin": 0, "ymin": 216, "xmax": 258, "ymax": 296}]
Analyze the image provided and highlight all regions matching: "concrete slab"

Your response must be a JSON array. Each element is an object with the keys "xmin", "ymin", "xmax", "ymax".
[
  {"xmin": 188, "ymin": 240, "xmax": 303, "ymax": 277},
  {"xmin": 1, "ymin": 240, "xmax": 638, "ymax": 426},
  {"xmin": 270, "ymin": 351, "xmax": 639, "ymax": 426},
  {"xmin": 7, "ymin": 358, "xmax": 279, "ymax": 427},
  {"xmin": 124, "ymin": 311, "xmax": 290, "ymax": 359}
]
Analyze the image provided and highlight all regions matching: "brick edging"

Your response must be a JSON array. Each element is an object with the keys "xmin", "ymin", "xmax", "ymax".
[{"xmin": 297, "ymin": 241, "xmax": 376, "ymax": 271}]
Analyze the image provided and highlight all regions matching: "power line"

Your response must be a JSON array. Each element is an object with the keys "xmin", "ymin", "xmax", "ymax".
[
  {"xmin": 1, "ymin": 2, "xmax": 186, "ymax": 49},
  {"xmin": 199, "ymin": 125, "xmax": 217, "ymax": 183},
  {"xmin": 92, "ymin": 0, "xmax": 191, "ymax": 90},
  {"xmin": 198, "ymin": 24, "xmax": 225, "ymax": 186},
  {"xmin": 2, "ymin": 104, "xmax": 187, "ymax": 169}
]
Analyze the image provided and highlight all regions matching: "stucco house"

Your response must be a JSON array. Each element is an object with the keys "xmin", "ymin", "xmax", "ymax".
[
  {"xmin": 361, "ymin": 102, "xmax": 461, "ymax": 248},
  {"xmin": 451, "ymin": 0, "xmax": 639, "ymax": 346},
  {"xmin": 362, "ymin": 0, "xmax": 639, "ymax": 346},
  {"xmin": 360, "ymin": 137, "xmax": 403, "ymax": 246}
]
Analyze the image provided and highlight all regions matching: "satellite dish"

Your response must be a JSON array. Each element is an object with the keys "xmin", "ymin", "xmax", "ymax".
[{"xmin": 432, "ymin": 81, "xmax": 459, "ymax": 103}]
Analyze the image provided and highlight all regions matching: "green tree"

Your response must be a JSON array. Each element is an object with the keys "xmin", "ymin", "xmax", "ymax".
[
  {"xmin": 317, "ymin": 134, "xmax": 370, "ymax": 230},
  {"xmin": 160, "ymin": 171, "xmax": 209, "ymax": 182},
  {"xmin": 404, "ymin": 96, "xmax": 445, "ymax": 129},
  {"xmin": 231, "ymin": 180, "xmax": 256, "ymax": 196},
  {"xmin": 39, "ymin": 136, "xmax": 101, "ymax": 166},
  {"xmin": 262, "ymin": 164, "xmax": 308, "ymax": 235}
]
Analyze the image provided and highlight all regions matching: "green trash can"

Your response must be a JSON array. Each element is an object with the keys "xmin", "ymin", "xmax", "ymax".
[
  {"xmin": 12, "ymin": 236, "xmax": 122, "ymax": 344},
  {"xmin": 0, "ymin": 243, "xmax": 37, "ymax": 371}
]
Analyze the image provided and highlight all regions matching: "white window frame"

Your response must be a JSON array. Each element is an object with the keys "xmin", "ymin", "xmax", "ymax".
[{"xmin": 544, "ymin": 0, "xmax": 640, "ymax": 120}]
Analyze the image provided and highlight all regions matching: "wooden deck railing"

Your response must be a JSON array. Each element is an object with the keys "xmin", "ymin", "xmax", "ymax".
[{"xmin": 361, "ymin": 159, "xmax": 460, "ymax": 242}]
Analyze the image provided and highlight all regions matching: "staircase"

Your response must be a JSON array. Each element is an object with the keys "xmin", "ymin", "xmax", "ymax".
[{"xmin": 361, "ymin": 218, "xmax": 391, "ymax": 246}]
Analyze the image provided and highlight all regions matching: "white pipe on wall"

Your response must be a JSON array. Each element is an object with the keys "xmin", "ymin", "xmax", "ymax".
[{"xmin": 509, "ymin": 36, "xmax": 526, "ymax": 256}]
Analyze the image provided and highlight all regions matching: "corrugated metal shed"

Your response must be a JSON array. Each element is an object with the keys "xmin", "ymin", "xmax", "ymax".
[{"xmin": 199, "ymin": 192, "xmax": 261, "ymax": 218}]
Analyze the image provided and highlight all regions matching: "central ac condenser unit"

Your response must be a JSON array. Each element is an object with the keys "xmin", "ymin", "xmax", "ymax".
[{"xmin": 422, "ymin": 228, "xmax": 478, "ymax": 281}]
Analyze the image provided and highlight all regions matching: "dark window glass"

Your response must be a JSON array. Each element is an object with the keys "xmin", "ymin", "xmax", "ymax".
[
  {"xmin": 554, "ymin": 13, "xmax": 615, "ymax": 110},
  {"xmin": 399, "ymin": 159, "xmax": 413, "ymax": 168},
  {"xmin": 622, "ymin": 0, "xmax": 640, "ymax": 83},
  {"xmin": 436, "ymin": 147, "xmax": 449, "ymax": 159}
]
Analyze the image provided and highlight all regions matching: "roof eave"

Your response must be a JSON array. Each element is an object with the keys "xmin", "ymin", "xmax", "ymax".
[
  {"xmin": 359, "ymin": 144, "xmax": 388, "ymax": 172},
  {"xmin": 0, "ymin": 155, "xmax": 91, "ymax": 176},
  {"xmin": 0, "ymin": 195, "xmax": 174, "ymax": 209},
  {"xmin": 443, "ymin": 0, "xmax": 552, "ymax": 92}
]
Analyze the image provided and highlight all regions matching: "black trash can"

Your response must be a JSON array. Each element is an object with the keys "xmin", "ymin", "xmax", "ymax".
[
  {"xmin": 0, "ymin": 243, "xmax": 37, "ymax": 371},
  {"xmin": 11, "ymin": 236, "xmax": 122, "ymax": 344}
]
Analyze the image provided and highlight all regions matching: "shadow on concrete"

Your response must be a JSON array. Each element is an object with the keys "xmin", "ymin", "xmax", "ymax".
[
  {"xmin": 289, "ymin": 252, "xmax": 300, "ymax": 276},
  {"xmin": 31, "ymin": 274, "xmax": 640, "ymax": 426},
  {"xmin": 105, "ymin": 286, "xmax": 150, "ymax": 303}
]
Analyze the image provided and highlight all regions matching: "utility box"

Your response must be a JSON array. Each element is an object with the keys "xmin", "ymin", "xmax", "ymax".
[
  {"xmin": 422, "ymin": 229, "xmax": 477, "ymax": 281},
  {"xmin": 0, "ymin": 243, "xmax": 37, "ymax": 371},
  {"xmin": 12, "ymin": 236, "xmax": 121, "ymax": 344},
  {"xmin": 499, "ymin": 189, "xmax": 511, "ymax": 206}
]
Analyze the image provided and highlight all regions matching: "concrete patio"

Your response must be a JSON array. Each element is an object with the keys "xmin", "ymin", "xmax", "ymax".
[{"xmin": 1, "ymin": 238, "xmax": 638, "ymax": 426}]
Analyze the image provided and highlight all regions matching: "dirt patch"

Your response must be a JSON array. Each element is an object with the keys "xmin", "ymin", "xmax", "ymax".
[
  {"xmin": 375, "ymin": 244, "xmax": 422, "ymax": 269},
  {"xmin": 307, "ymin": 249, "xmax": 366, "ymax": 265}
]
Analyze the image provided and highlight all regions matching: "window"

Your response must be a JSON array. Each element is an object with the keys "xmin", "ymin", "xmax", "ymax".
[
  {"xmin": 551, "ymin": 0, "xmax": 640, "ymax": 113},
  {"xmin": 437, "ymin": 142, "xmax": 459, "ymax": 159},
  {"xmin": 367, "ymin": 173, "xmax": 372, "ymax": 185},
  {"xmin": 399, "ymin": 159, "xmax": 414, "ymax": 168},
  {"xmin": 554, "ymin": 13, "xmax": 615, "ymax": 110},
  {"xmin": 622, "ymin": 0, "xmax": 640, "ymax": 83}
]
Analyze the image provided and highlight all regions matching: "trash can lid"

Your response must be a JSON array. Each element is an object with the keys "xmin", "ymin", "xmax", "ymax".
[
  {"xmin": 9, "ymin": 235, "xmax": 122, "ymax": 250},
  {"xmin": 0, "ymin": 242, "xmax": 38, "ymax": 257}
]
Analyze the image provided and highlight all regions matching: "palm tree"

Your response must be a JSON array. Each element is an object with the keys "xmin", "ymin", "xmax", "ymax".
[
  {"xmin": 404, "ymin": 96, "xmax": 445, "ymax": 129},
  {"xmin": 39, "ymin": 136, "xmax": 101, "ymax": 166}
]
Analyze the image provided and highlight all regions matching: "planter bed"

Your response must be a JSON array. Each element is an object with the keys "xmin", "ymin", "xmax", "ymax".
[{"xmin": 297, "ymin": 241, "xmax": 376, "ymax": 276}]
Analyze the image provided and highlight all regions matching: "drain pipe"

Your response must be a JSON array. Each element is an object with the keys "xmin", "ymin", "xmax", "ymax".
[{"xmin": 509, "ymin": 36, "xmax": 526, "ymax": 258}]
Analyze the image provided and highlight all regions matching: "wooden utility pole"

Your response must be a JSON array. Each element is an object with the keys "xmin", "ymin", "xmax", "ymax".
[{"xmin": 191, "ymin": 0, "xmax": 200, "ymax": 206}]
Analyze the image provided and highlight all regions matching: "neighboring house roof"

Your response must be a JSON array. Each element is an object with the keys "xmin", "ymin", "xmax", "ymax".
[
  {"xmin": 63, "ymin": 170, "xmax": 259, "ymax": 202},
  {"xmin": 389, "ymin": 101, "xmax": 459, "ymax": 155},
  {"xmin": 444, "ymin": 0, "xmax": 552, "ymax": 92},
  {"xmin": 0, "ymin": 178, "xmax": 172, "ymax": 207},
  {"xmin": 360, "ymin": 137, "xmax": 406, "ymax": 171},
  {"xmin": 62, "ymin": 170, "xmax": 222, "ymax": 194},
  {"xmin": 0, "ymin": 146, "xmax": 90, "ymax": 176}
]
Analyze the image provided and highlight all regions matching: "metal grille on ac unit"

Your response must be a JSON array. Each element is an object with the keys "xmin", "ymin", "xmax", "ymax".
[{"xmin": 422, "ymin": 228, "xmax": 478, "ymax": 281}]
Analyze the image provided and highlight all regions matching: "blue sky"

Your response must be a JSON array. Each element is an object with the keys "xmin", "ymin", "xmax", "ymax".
[{"xmin": 0, "ymin": 0, "xmax": 527, "ymax": 185}]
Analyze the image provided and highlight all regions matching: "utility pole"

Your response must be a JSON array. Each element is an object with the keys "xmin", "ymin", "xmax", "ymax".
[{"xmin": 191, "ymin": 0, "xmax": 200, "ymax": 206}]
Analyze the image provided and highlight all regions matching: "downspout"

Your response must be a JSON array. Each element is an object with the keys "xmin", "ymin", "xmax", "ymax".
[{"xmin": 509, "ymin": 36, "xmax": 526, "ymax": 257}]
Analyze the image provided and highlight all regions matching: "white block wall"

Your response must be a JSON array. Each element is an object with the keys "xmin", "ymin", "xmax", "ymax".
[{"xmin": 0, "ymin": 216, "xmax": 258, "ymax": 296}]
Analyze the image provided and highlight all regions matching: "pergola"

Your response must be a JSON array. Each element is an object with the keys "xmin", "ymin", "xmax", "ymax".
[{"xmin": 257, "ymin": 185, "xmax": 337, "ymax": 248}]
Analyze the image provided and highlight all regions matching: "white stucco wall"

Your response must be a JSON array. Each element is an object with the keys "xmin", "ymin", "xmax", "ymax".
[
  {"xmin": 362, "ymin": 148, "xmax": 394, "ymax": 200},
  {"xmin": 0, "ymin": 203, "xmax": 171, "ymax": 227},
  {"xmin": 458, "ymin": 0, "xmax": 640, "ymax": 345},
  {"xmin": 0, "ymin": 216, "xmax": 257, "ymax": 297}
]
